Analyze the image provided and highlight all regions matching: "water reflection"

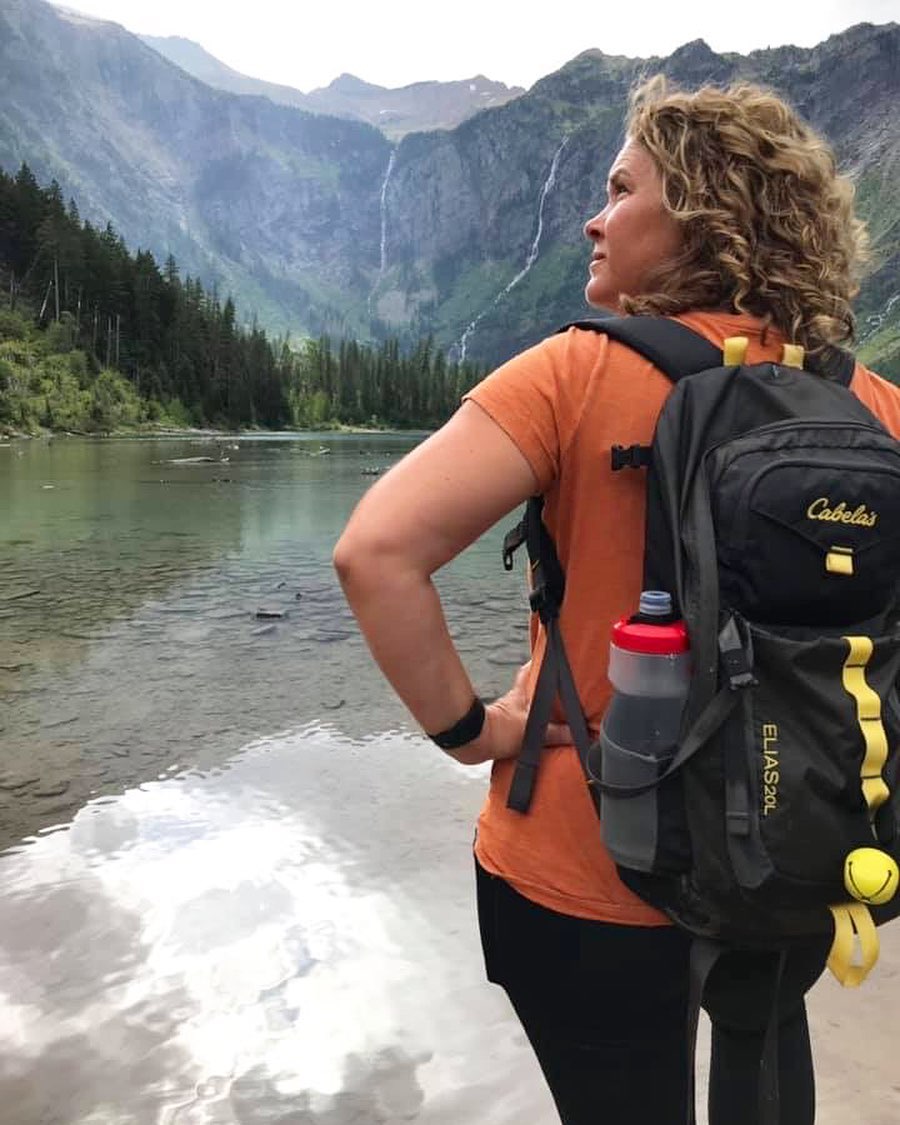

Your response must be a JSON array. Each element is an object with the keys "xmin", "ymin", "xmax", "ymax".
[{"xmin": 0, "ymin": 725, "xmax": 556, "ymax": 1124}]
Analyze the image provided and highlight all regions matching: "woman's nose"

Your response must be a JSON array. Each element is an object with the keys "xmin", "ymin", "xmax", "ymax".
[{"xmin": 583, "ymin": 208, "xmax": 605, "ymax": 240}]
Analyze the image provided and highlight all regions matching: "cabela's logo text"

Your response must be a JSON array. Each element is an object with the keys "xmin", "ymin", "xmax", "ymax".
[{"xmin": 806, "ymin": 498, "xmax": 878, "ymax": 527}]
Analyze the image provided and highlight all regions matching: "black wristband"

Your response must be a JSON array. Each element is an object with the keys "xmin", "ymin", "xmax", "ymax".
[{"xmin": 427, "ymin": 697, "xmax": 486, "ymax": 750}]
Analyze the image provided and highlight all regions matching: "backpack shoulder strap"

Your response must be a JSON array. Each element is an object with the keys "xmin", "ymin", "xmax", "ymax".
[
  {"xmin": 560, "ymin": 315, "xmax": 723, "ymax": 383},
  {"xmin": 507, "ymin": 317, "xmax": 723, "ymax": 814},
  {"xmin": 564, "ymin": 315, "xmax": 858, "ymax": 388}
]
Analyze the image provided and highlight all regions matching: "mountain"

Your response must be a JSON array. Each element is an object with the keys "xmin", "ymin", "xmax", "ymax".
[
  {"xmin": 139, "ymin": 35, "xmax": 525, "ymax": 141},
  {"xmin": 302, "ymin": 73, "xmax": 526, "ymax": 141},
  {"xmin": 3, "ymin": 1, "xmax": 899, "ymax": 376},
  {"xmin": 138, "ymin": 34, "xmax": 312, "ymax": 108},
  {"xmin": 2, "ymin": 0, "xmax": 393, "ymax": 340}
]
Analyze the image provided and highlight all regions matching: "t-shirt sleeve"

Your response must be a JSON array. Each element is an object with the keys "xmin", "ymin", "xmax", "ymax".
[
  {"xmin": 463, "ymin": 329, "xmax": 603, "ymax": 493},
  {"xmin": 851, "ymin": 365, "xmax": 900, "ymax": 439}
]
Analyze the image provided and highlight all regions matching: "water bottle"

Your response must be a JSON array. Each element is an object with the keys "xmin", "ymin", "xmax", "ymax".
[{"xmin": 591, "ymin": 590, "xmax": 690, "ymax": 874}]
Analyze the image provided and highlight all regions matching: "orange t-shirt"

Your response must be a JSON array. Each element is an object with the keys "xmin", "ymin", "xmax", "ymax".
[{"xmin": 465, "ymin": 311, "xmax": 900, "ymax": 926}]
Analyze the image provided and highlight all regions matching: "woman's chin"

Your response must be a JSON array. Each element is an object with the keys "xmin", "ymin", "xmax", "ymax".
[{"xmin": 585, "ymin": 283, "xmax": 620, "ymax": 313}]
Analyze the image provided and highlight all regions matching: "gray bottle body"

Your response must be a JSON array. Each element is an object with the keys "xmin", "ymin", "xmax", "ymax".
[{"xmin": 598, "ymin": 602, "xmax": 690, "ymax": 873}]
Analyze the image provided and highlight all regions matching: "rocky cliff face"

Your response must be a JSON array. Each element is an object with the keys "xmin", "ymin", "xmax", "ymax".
[
  {"xmin": 1, "ymin": 0, "xmax": 393, "ymax": 337},
  {"xmin": 388, "ymin": 25, "xmax": 900, "ymax": 372},
  {"xmin": 2, "ymin": 0, "xmax": 898, "ymax": 374}
]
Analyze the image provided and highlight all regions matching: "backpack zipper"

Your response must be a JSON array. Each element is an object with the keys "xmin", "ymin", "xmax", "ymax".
[{"xmin": 707, "ymin": 420, "xmax": 900, "ymax": 543}]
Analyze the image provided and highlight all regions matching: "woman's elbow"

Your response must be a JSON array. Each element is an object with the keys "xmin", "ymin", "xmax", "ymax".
[
  {"xmin": 333, "ymin": 524, "xmax": 429, "ymax": 603},
  {"xmin": 332, "ymin": 523, "xmax": 395, "ymax": 595},
  {"xmin": 332, "ymin": 528, "xmax": 363, "ymax": 590}
]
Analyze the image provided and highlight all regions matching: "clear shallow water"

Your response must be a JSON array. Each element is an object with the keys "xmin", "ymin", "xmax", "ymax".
[
  {"xmin": 0, "ymin": 434, "xmax": 529, "ymax": 846},
  {"xmin": 0, "ymin": 434, "xmax": 554, "ymax": 1124}
]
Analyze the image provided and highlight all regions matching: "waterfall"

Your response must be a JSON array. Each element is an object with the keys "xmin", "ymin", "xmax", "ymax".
[
  {"xmin": 379, "ymin": 149, "xmax": 396, "ymax": 275},
  {"xmin": 369, "ymin": 149, "xmax": 397, "ymax": 313},
  {"xmin": 455, "ymin": 137, "xmax": 568, "ymax": 363}
]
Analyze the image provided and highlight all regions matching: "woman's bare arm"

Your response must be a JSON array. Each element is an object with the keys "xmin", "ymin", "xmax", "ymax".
[{"xmin": 333, "ymin": 400, "xmax": 567, "ymax": 764}]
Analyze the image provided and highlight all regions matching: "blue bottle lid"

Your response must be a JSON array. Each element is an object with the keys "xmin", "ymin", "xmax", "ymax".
[{"xmin": 638, "ymin": 590, "xmax": 673, "ymax": 617}]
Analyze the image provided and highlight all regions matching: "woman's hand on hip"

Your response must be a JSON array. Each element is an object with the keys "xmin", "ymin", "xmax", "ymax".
[{"xmin": 446, "ymin": 662, "xmax": 573, "ymax": 766}]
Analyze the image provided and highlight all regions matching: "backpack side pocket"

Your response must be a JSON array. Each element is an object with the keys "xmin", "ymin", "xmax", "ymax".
[
  {"xmin": 733, "ymin": 625, "xmax": 900, "ymax": 907},
  {"xmin": 592, "ymin": 732, "xmax": 690, "ymax": 876}
]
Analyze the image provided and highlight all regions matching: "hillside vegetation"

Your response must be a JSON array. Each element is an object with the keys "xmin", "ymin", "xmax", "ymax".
[{"xmin": 0, "ymin": 166, "xmax": 484, "ymax": 434}]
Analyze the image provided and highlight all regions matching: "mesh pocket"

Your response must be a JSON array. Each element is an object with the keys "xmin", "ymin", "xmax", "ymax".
[{"xmin": 592, "ymin": 733, "xmax": 690, "ymax": 877}]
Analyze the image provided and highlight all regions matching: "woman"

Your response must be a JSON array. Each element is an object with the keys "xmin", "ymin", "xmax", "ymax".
[{"xmin": 334, "ymin": 77, "xmax": 900, "ymax": 1124}]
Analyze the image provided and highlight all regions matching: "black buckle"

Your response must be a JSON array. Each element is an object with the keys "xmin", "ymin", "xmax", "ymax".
[
  {"xmin": 502, "ymin": 521, "xmax": 526, "ymax": 571},
  {"xmin": 528, "ymin": 583, "xmax": 559, "ymax": 623},
  {"xmin": 718, "ymin": 616, "xmax": 756, "ymax": 690},
  {"xmin": 611, "ymin": 444, "xmax": 651, "ymax": 471}
]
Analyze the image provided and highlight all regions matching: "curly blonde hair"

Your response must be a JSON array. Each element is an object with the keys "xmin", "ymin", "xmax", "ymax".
[{"xmin": 622, "ymin": 76, "xmax": 869, "ymax": 351}]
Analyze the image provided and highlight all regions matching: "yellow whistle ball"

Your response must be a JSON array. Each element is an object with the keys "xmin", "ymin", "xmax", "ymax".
[{"xmin": 844, "ymin": 847, "xmax": 900, "ymax": 906}]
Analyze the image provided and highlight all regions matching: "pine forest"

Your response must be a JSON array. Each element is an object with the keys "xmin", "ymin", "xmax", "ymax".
[{"xmin": 0, "ymin": 165, "xmax": 485, "ymax": 435}]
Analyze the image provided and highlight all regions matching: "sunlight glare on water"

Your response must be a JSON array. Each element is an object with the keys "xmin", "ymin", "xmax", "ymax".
[{"xmin": 0, "ymin": 724, "xmax": 554, "ymax": 1124}]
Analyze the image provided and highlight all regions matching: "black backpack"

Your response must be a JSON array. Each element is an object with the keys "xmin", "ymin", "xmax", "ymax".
[{"xmin": 502, "ymin": 315, "xmax": 900, "ymax": 1116}]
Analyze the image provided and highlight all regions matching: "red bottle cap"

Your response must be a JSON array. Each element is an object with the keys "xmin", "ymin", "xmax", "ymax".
[{"xmin": 611, "ymin": 616, "xmax": 689, "ymax": 655}]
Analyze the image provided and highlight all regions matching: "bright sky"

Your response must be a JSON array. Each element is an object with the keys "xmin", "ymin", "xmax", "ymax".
[{"xmin": 55, "ymin": 0, "xmax": 897, "ymax": 92}]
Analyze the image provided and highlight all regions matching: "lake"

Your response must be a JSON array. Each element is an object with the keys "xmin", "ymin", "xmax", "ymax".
[
  {"xmin": 2, "ymin": 433, "xmax": 897, "ymax": 1125},
  {"xmin": 0, "ymin": 432, "xmax": 558, "ymax": 1125}
]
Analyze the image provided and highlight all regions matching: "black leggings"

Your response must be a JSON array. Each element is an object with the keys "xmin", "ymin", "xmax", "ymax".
[{"xmin": 476, "ymin": 860, "xmax": 830, "ymax": 1125}]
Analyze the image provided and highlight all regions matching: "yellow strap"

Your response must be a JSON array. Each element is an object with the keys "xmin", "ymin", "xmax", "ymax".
[
  {"xmin": 844, "ymin": 634, "xmax": 874, "ymax": 669},
  {"xmin": 830, "ymin": 638, "xmax": 890, "ymax": 987},
  {"xmin": 827, "ymin": 903, "xmax": 880, "ymax": 987},
  {"xmin": 781, "ymin": 343, "xmax": 805, "ymax": 368},
  {"xmin": 723, "ymin": 337, "xmax": 749, "ymax": 365},
  {"xmin": 842, "ymin": 636, "xmax": 891, "ymax": 812}
]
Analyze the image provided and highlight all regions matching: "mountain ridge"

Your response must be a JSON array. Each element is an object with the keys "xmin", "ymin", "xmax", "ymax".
[
  {"xmin": 2, "ymin": 1, "xmax": 898, "ymax": 375},
  {"xmin": 138, "ymin": 33, "xmax": 525, "ymax": 140}
]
